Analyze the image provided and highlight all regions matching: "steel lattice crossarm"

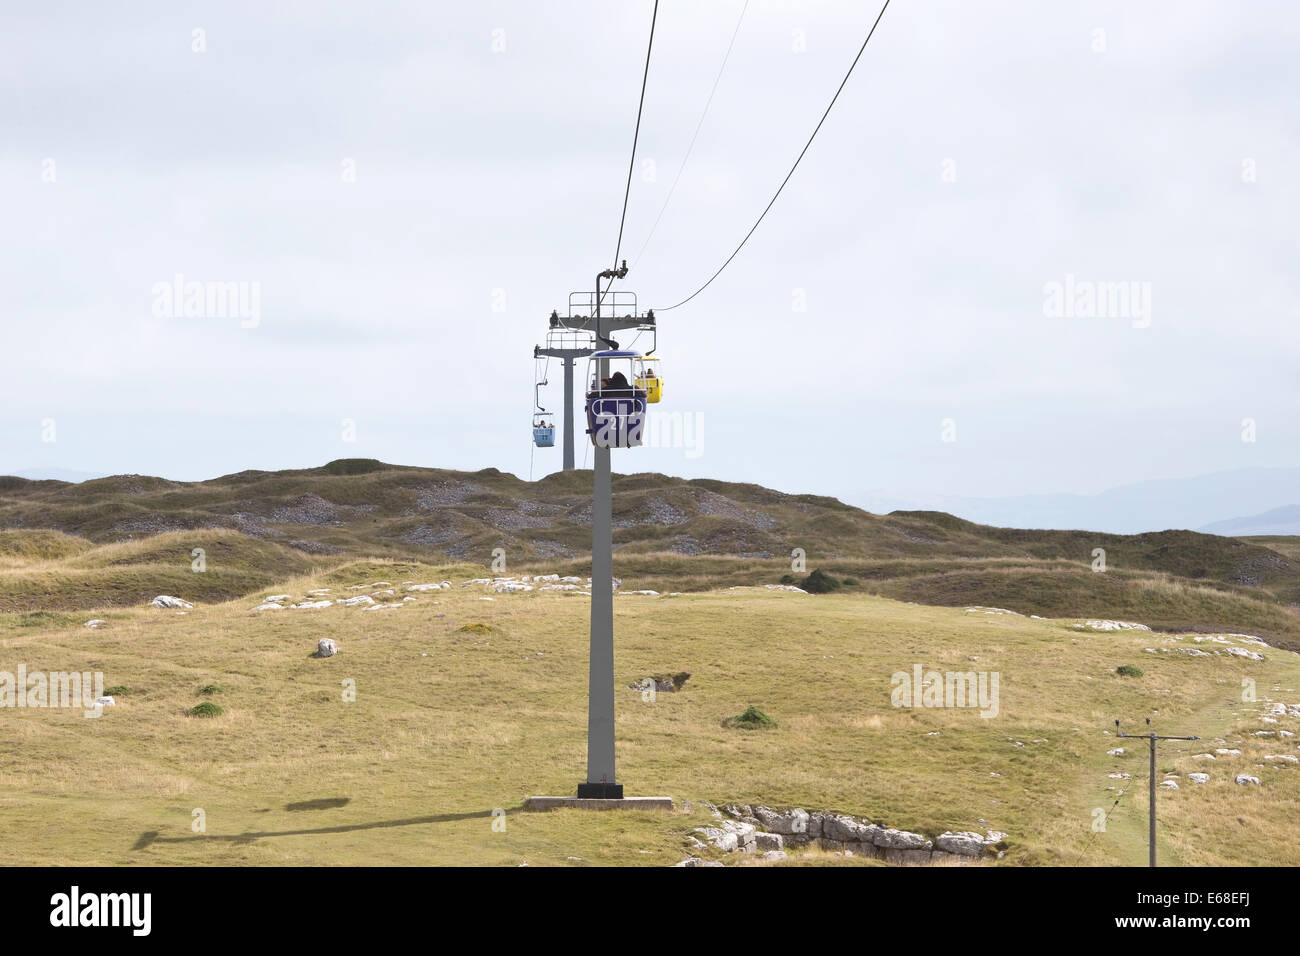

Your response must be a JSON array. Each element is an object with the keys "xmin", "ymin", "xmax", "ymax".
[{"xmin": 550, "ymin": 290, "xmax": 655, "ymax": 338}]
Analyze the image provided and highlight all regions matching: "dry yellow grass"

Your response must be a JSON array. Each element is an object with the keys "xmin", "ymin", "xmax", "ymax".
[{"xmin": 1, "ymin": 559, "xmax": 1297, "ymax": 866}]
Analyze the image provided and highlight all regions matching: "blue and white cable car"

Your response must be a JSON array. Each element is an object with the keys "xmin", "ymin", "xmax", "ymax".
[
  {"xmin": 532, "ymin": 380, "xmax": 555, "ymax": 447},
  {"xmin": 585, "ymin": 350, "xmax": 648, "ymax": 448}
]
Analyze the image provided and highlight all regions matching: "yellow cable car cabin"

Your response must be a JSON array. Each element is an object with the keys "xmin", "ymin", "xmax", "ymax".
[{"xmin": 635, "ymin": 356, "xmax": 663, "ymax": 403}]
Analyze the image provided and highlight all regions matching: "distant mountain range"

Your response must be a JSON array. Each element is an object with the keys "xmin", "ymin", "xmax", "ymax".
[
  {"xmin": 857, "ymin": 467, "xmax": 1300, "ymax": 536},
  {"xmin": 1199, "ymin": 505, "xmax": 1300, "ymax": 537}
]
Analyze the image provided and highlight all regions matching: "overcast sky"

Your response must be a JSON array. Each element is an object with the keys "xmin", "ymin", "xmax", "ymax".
[{"xmin": 3, "ymin": 0, "xmax": 1296, "ymax": 511}]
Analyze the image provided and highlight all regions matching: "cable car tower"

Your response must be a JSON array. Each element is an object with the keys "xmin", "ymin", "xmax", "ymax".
[
  {"xmin": 533, "ymin": 261, "xmax": 656, "ymax": 470},
  {"xmin": 557, "ymin": 263, "xmax": 657, "ymax": 799}
]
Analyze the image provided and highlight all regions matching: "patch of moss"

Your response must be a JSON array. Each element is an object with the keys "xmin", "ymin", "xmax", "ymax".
[
  {"xmin": 723, "ymin": 705, "xmax": 776, "ymax": 730},
  {"xmin": 1116, "ymin": 664, "xmax": 1143, "ymax": 678},
  {"xmin": 457, "ymin": 623, "xmax": 494, "ymax": 635},
  {"xmin": 188, "ymin": 701, "xmax": 224, "ymax": 718}
]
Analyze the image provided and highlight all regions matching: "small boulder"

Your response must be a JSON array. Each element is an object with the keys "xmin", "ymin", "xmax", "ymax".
[
  {"xmin": 753, "ymin": 806, "xmax": 809, "ymax": 835},
  {"xmin": 823, "ymin": 814, "xmax": 877, "ymax": 843},
  {"xmin": 873, "ymin": 828, "xmax": 933, "ymax": 851},
  {"xmin": 150, "ymin": 595, "xmax": 194, "ymax": 609},
  {"xmin": 1235, "ymin": 774, "xmax": 1261, "ymax": 786},
  {"xmin": 316, "ymin": 638, "xmax": 339, "ymax": 658},
  {"xmin": 935, "ymin": 831, "xmax": 985, "ymax": 857}
]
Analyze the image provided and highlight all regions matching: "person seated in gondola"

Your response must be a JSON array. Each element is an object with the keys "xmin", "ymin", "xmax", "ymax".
[{"xmin": 602, "ymin": 371, "xmax": 634, "ymax": 395}]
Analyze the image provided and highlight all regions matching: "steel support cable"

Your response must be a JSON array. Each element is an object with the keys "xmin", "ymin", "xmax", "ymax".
[
  {"xmin": 631, "ymin": 0, "xmax": 750, "ymax": 268},
  {"xmin": 612, "ymin": 0, "xmax": 659, "ymax": 270},
  {"xmin": 657, "ymin": 0, "xmax": 892, "ymax": 312}
]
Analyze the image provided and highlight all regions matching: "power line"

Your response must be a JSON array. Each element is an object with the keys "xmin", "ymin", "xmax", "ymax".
[
  {"xmin": 657, "ymin": 0, "xmax": 892, "ymax": 312},
  {"xmin": 611, "ymin": 0, "xmax": 659, "ymax": 271},
  {"xmin": 631, "ymin": 0, "xmax": 750, "ymax": 267}
]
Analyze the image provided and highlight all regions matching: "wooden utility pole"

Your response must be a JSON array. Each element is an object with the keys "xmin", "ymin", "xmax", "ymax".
[{"xmin": 1115, "ymin": 718, "xmax": 1198, "ymax": 867}]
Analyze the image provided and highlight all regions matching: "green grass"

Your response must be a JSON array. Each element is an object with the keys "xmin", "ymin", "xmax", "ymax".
[
  {"xmin": 1115, "ymin": 664, "xmax": 1143, "ymax": 678},
  {"xmin": 3, "ymin": 563, "xmax": 1298, "ymax": 866},
  {"xmin": 187, "ymin": 701, "xmax": 224, "ymax": 718}
]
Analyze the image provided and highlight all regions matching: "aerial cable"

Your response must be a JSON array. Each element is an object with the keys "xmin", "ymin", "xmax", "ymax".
[
  {"xmin": 631, "ymin": 0, "xmax": 750, "ymax": 267},
  {"xmin": 657, "ymin": 0, "xmax": 892, "ymax": 312},
  {"xmin": 594, "ymin": 0, "xmax": 658, "ymax": 316},
  {"xmin": 611, "ymin": 0, "xmax": 659, "ymax": 271}
]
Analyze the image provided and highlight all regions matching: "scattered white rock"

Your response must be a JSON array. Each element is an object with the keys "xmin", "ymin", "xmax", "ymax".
[
  {"xmin": 1079, "ymin": 620, "xmax": 1151, "ymax": 631},
  {"xmin": 1158, "ymin": 780, "xmax": 1179, "ymax": 790},
  {"xmin": 252, "ymin": 602, "xmax": 285, "ymax": 611},
  {"xmin": 94, "ymin": 696, "xmax": 116, "ymax": 708},
  {"xmin": 1216, "ymin": 749, "xmax": 1242, "ymax": 756},
  {"xmin": 150, "ymin": 595, "xmax": 193, "ymax": 609},
  {"xmin": 292, "ymin": 600, "xmax": 332, "ymax": 609},
  {"xmin": 1264, "ymin": 754, "xmax": 1299, "ymax": 763},
  {"xmin": 1235, "ymin": 774, "xmax": 1260, "ymax": 786},
  {"xmin": 1188, "ymin": 773, "xmax": 1209, "ymax": 784},
  {"xmin": 1107, "ymin": 748, "xmax": 1126, "ymax": 756},
  {"xmin": 83, "ymin": 619, "xmax": 107, "ymax": 629},
  {"xmin": 316, "ymin": 638, "xmax": 338, "ymax": 658},
  {"xmin": 696, "ymin": 827, "xmax": 739, "ymax": 853},
  {"xmin": 263, "ymin": 594, "xmax": 291, "ymax": 603},
  {"xmin": 339, "ymin": 595, "xmax": 376, "ymax": 607}
]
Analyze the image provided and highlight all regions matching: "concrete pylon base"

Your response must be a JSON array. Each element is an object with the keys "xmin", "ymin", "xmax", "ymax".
[{"xmin": 524, "ymin": 796, "xmax": 674, "ymax": 812}]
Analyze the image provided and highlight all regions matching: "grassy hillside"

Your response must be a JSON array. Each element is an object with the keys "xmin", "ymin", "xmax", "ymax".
[
  {"xmin": 2, "ymin": 460, "xmax": 1298, "ymax": 650},
  {"xmin": 2, "ymin": 563, "xmax": 1297, "ymax": 866}
]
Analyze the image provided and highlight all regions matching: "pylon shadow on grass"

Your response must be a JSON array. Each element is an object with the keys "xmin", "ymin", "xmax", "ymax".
[{"xmin": 131, "ymin": 803, "xmax": 527, "ymax": 851}]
